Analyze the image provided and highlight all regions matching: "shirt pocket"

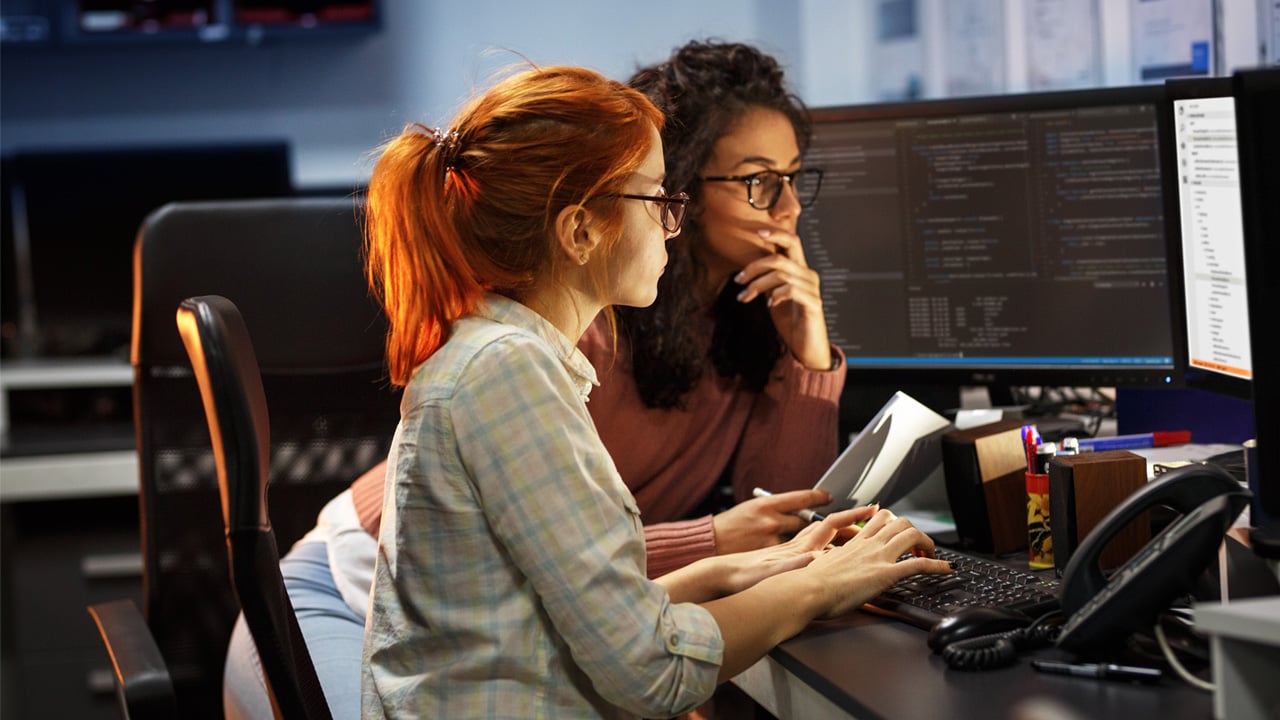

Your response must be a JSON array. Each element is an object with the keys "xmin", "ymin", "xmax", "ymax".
[{"xmin": 620, "ymin": 494, "xmax": 643, "ymax": 536}]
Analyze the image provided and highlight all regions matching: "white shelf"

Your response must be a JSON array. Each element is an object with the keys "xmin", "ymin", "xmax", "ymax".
[
  {"xmin": 0, "ymin": 357, "xmax": 132, "ymax": 389},
  {"xmin": 0, "ymin": 450, "xmax": 138, "ymax": 502}
]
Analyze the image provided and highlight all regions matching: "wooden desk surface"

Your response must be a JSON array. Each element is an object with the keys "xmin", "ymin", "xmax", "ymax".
[{"xmin": 734, "ymin": 610, "xmax": 1212, "ymax": 720}]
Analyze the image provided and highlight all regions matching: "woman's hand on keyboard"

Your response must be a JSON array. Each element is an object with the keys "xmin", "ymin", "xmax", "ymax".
[{"xmin": 803, "ymin": 507, "xmax": 953, "ymax": 619}]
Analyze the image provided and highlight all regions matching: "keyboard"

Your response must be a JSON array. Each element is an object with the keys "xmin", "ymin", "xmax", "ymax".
[{"xmin": 864, "ymin": 547, "xmax": 1061, "ymax": 630}]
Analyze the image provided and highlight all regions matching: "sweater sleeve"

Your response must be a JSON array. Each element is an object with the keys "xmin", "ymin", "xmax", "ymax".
[
  {"xmin": 642, "ymin": 516, "xmax": 717, "ymax": 579},
  {"xmin": 729, "ymin": 345, "xmax": 847, "ymax": 503},
  {"xmin": 351, "ymin": 461, "xmax": 386, "ymax": 537}
]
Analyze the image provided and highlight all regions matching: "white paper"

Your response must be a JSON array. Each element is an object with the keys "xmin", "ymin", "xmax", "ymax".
[
  {"xmin": 943, "ymin": 0, "xmax": 1006, "ymax": 96},
  {"xmin": 1026, "ymin": 0, "xmax": 1102, "ymax": 90}
]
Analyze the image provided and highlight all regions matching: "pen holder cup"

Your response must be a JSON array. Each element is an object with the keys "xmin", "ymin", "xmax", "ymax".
[{"xmin": 1026, "ymin": 472, "xmax": 1054, "ymax": 569}]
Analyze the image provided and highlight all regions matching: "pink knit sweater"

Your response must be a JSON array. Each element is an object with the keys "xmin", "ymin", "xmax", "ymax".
[{"xmin": 354, "ymin": 315, "xmax": 846, "ymax": 577}]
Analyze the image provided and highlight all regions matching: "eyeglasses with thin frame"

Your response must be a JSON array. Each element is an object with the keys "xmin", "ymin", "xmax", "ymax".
[
  {"xmin": 700, "ymin": 168, "xmax": 823, "ymax": 210},
  {"xmin": 615, "ymin": 189, "xmax": 690, "ymax": 235}
]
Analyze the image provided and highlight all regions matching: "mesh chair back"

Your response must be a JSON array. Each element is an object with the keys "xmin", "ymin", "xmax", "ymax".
[{"xmin": 131, "ymin": 197, "xmax": 400, "ymax": 717}]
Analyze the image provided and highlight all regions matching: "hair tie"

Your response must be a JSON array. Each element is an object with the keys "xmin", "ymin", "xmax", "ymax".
[{"xmin": 432, "ymin": 127, "xmax": 461, "ymax": 170}]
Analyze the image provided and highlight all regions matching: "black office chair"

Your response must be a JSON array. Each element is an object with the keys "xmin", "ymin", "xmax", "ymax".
[
  {"xmin": 88, "ymin": 197, "xmax": 401, "ymax": 719},
  {"xmin": 177, "ymin": 294, "xmax": 333, "ymax": 720}
]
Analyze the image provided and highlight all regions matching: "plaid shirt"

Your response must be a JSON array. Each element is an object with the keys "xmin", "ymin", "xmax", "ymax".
[{"xmin": 362, "ymin": 295, "xmax": 723, "ymax": 719}]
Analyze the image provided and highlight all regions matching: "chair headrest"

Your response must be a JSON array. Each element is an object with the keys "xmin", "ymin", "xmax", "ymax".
[{"xmin": 133, "ymin": 197, "xmax": 387, "ymax": 372}]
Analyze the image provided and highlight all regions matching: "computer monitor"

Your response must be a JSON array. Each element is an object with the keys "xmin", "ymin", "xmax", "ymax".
[
  {"xmin": 1233, "ymin": 67, "xmax": 1280, "ymax": 529},
  {"xmin": 802, "ymin": 85, "xmax": 1182, "ymax": 393},
  {"xmin": 6, "ymin": 141, "xmax": 292, "ymax": 359},
  {"xmin": 1161, "ymin": 77, "xmax": 1252, "ymax": 401}
]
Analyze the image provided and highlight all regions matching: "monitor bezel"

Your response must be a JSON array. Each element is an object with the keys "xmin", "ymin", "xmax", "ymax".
[{"xmin": 1234, "ymin": 66, "xmax": 1280, "ymax": 524}]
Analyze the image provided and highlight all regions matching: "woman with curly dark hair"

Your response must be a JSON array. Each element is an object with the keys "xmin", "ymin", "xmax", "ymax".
[
  {"xmin": 596, "ymin": 39, "xmax": 845, "ymax": 552},
  {"xmin": 621, "ymin": 39, "xmax": 828, "ymax": 408}
]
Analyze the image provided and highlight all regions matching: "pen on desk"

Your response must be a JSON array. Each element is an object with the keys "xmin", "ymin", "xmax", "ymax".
[
  {"xmin": 1030, "ymin": 660, "xmax": 1163, "ymax": 683},
  {"xmin": 751, "ymin": 487, "xmax": 827, "ymax": 523},
  {"xmin": 1077, "ymin": 431, "xmax": 1192, "ymax": 453}
]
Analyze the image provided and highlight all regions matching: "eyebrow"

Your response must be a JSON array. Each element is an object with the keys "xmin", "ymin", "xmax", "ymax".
[{"xmin": 731, "ymin": 153, "xmax": 804, "ymax": 171}]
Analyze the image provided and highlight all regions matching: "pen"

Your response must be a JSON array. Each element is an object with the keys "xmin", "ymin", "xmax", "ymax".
[
  {"xmin": 751, "ymin": 487, "xmax": 827, "ymax": 523},
  {"xmin": 1077, "ymin": 431, "xmax": 1191, "ymax": 452},
  {"xmin": 1022, "ymin": 424, "xmax": 1041, "ymax": 473},
  {"xmin": 1031, "ymin": 660, "xmax": 1162, "ymax": 683}
]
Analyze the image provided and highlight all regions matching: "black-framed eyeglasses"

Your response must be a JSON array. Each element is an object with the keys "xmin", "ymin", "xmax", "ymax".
[
  {"xmin": 615, "ymin": 189, "xmax": 690, "ymax": 235},
  {"xmin": 700, "ymin": 168, "xmax": 823, "ymax": 210}
]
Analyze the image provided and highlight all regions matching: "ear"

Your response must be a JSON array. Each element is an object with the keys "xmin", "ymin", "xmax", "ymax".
[{"xmin": 553, "ymin": 204, "xmax": 602, "ymax": 265}]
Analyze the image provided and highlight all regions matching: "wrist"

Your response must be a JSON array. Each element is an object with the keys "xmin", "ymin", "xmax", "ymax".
[
  {"xmin": 793, "ymin": 346, "xmax": 838, "ymax": 372},
  {"xmin": 793, "ymin": 565, "xmax": 835, "ymax": 617},
  {"xmin": 755, "ymin": 569, "xmax": 829, "ymax": 632},
  {"xmin": 688, "ymin": 554, "xmax": 739, "ymax": 599}
]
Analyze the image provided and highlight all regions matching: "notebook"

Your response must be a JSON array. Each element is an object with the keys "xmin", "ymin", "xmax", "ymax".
[{"xmin": 814, "ymin": 391, "xmax": 953, "ymax": 515}]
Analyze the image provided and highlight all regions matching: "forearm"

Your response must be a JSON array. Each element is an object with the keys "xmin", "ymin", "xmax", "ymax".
[
  {"xmin": 700, "ymin": 570, "xmax": 828, "ymax": 682},
  {"xmin": 654, "ymin": 555, "xmax": 733, "ymax": 604}
]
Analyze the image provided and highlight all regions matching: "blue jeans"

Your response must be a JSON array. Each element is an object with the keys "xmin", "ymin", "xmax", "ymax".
[{"xmin": 222, "ymin": 541, "xmax": 364, "ymax": 720}]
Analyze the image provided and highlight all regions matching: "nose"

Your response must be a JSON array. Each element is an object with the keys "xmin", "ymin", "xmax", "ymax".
[{"xmin": 771, "ymin": 179, "xmax": 802, "ymax": 220}]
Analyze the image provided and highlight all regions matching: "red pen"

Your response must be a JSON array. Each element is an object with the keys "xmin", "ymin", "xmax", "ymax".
[{"xmin": 1021, "ymin": 424, "xmax": 1041, "ymax": 473}]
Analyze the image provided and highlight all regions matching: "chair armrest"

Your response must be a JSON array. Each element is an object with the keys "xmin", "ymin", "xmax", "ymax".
[{"xmin": 87, "ymin": 599, "xmax": 178, "ymax": 720}]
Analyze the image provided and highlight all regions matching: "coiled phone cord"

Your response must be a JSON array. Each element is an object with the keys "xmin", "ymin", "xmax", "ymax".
[{"xmin": 940, "ymin": 619, "xmax": 1062, "ymax": 671}]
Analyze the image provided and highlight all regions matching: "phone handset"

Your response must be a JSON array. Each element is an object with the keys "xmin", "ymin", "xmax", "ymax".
[{"xmin": 1055, "ymin": 463, "xmax": 1250, "ymax": 655}]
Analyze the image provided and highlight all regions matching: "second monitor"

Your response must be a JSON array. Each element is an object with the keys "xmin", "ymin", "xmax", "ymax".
[{"xmin": 803, "ymin": 85, "xmax": 1181, "ymax": 391}]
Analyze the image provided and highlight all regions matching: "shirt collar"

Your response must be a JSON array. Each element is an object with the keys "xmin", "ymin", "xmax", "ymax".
[{"xmin": 475, "ymin": 294, "xmax": 599, "ymax": 398}]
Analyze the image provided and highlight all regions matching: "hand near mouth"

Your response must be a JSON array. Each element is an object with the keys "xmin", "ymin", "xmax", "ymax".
[{"xmin": 733, "ymin": 228, "xmax": 834, "ymax": 370}]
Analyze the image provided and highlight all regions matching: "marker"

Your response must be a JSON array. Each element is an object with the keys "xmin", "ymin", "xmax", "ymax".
[
  {"xmin": 751, "ymin": 487, "xmax": 827, "ymax": 523},
  {"xmin": 1077, "ymin": 431, "xmax": 1191, "ymax": 452},
  {"xmin": 1031, "ymin": 660, "xmax": 1162, "ymax": 683},
  {"xmin": 1034, "ymin": 441, "xmax": 1058, "ymax": 473}
]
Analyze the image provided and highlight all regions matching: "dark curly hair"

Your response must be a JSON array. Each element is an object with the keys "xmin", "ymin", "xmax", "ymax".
[{"xmin": 621, "ymin": 40, "xmax": 813, "ymax": 409}]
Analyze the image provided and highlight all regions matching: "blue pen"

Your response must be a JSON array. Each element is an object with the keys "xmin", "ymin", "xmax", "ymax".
[{"xmin": 1077, "ymin": 431, "xmax": 1191, "ymax": 452}]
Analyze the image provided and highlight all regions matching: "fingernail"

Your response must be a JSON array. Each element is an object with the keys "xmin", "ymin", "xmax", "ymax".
[
  {"xmin": 734, "ymin": 271, "xmax": 746, "ymax": 283},
  {"xmin": 736, "ymin": 289, "xmax": 749, "ymax": 302},
  {"xmin": 757, "ymin": 229, "xmax": 772, "ymax": 238}
]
